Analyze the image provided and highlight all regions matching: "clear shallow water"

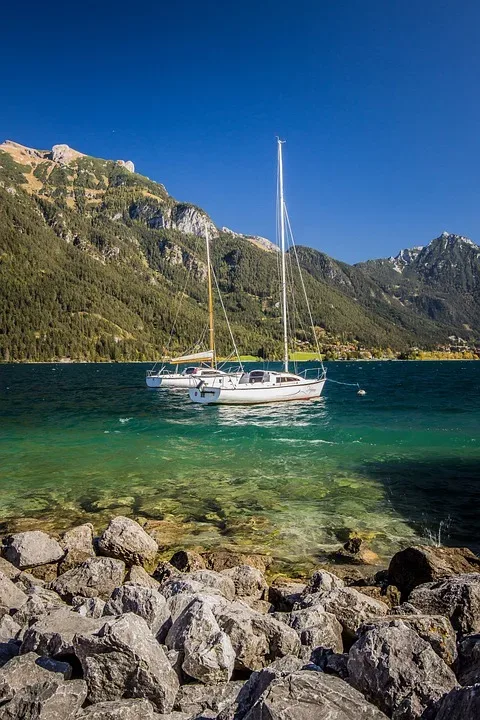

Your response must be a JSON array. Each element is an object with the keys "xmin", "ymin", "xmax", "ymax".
[{"xmin": 0, "ymin": 361, "xmax": 479, "ymax": 572}]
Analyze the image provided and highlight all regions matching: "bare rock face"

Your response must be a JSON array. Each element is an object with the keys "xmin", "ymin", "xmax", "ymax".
[
  {"xmin": 59, "ymin": 524, "xmax": 96, "ymax": 573},
  {"xmin": 74, "ymin": 613, "xmax": 179, "ymax": 711},
  {"xmin": 98, "ymin": 517, "xmax": 158, "ymax": 567},
  {"xmin": 0, "ymin": 570, "xmax": 28, "ymax": 611},
  {"xmin": 103, "ymin": 584, "xmax": 171, "ymax": 640},
  {"xmin": 0, "ymin": 651, "xmax": 71, "ymax": 702},
  {"xmin": 166, "ymin": 598, "xmax": 235, "ymax": 684},
  {"xmin": 434, "ymin": 684, "xmax": 480, "ymax": 720},
  {"xmin": 454, "ymin": 633, "xmax": 480, "ymax": 685},
  {"xmin": 76, "ymin": 698, "xmax": 156, "ymax": 719},
  {"xmin": 0, "ymin": 677, "xmax": 87, "ymax": 719},
  {"xmin": 409, "ymin": 573, "xmax": 480, "ymax": 634},
  {"xmin": 361, "ymin": 613, "xmax": 457, "ymax": 665},
  {"xmin": 116, "ymin": 160, "xmax": 135, "ymax": 173},
  {"xmin": 347, "ymin": 621, "xmax": 458, "ymax": 720},
  {"xmin": 171, "ymin": 204, "xmax": 218, "ymax": 240},
  {"xmin": 298, "ymin": 586, "xmax": 388, "ymax": 637},
  {"xmin": 21, "ymin": 608, "xmax": 105, "ymax": 657},
  {"xmin": 3, "ymin": 531, "xmax": 64, "ymax": 569},
  {"xmin": 389, "ymin": 545, "xmax": 480, "ymax": 598},
  {"xmin": 51, "ymin": 143, "xmax": 84, "ymax": 165},
  {"xmin": 126, "ymin": 565, "xmax": 159, "ymax": 589},
  {"xmin": 221, "ymin": 566, "xmax": 268, "ymax": 601},
  {"xmin": 243, "ymin": 669, "xmax": 389, "ymax": 720},
  {"xmin": 50, "ymin": 557, "xmax": 125, "ymax": 601}
]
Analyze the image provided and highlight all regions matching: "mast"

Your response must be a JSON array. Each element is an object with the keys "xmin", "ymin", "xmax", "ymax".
[
  {"xmin": 278, "ymin": 139, "xmax": 289, "ymax": 372},
  {"xmin": 205, "ymin": 222, "xmax": 215, "ymax": 368}
]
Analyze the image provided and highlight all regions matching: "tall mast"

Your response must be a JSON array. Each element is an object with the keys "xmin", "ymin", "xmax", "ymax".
[
  {"xmin": 205, "ymin": 222, "xmax": 215, "ymax": 368},
  {"xmin": 278, "ymin": 139, "xmax": 289, "ymax": 373}
]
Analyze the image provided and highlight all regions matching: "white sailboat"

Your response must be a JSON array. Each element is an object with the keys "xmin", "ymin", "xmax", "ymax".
[
  {"xmin": 189, "ymin": 139, "xmax": 327, "ymax": 406},
  {"xmin": 146, "ymin": 226, "xmax": 241, "ymax": 389}
]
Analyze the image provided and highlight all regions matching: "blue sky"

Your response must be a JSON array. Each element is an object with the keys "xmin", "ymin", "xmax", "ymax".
[{"xmin": 1, "ymin": 0, "xmax": 479, "ymax": 263}]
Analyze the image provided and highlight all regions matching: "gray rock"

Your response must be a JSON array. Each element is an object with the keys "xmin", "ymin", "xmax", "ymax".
[
  {"xmin": 72, "ymin": 596, "xmax": 106, "ymax": 619},
  {"xmin": 243, "ymin": 669, "xmax": 389, "ymax": 720},
  {"xmin": 0, "ymin": 677, "xmax": 87, "ymax": 719},
  {"xmin": 298, "ymin": 586, "xmax": 388, "ymax": 637},
  {"xmin": 126, "ymin": 565, "xmax": 159, "ymax": 589},
  {"xmin": 409, "ymin": 573, "xmax": 480, "ymax": 634},
  {"xmin": 21, "ymin": 608, "xmax": 105, "ymax": 657},
  {"xmin": 15, "ymin": 571, "xmax": 46, "ymax": 593},
  {"xmin": 273, "ymin": 607, "xmax": 343, "ymax": 653},
  {"xmin": 268, "ymin": 580, "xmax": 306, "ymax": 611},
  {"xmin": 51, "ymin": 143, "xmax": 82, "ymax": 164},
  {"xmin": 434, "ymin": 684, "xmax": 480, "ymax": 720},
  {"xmin": 347, "ymin": 621, "xmax": 458, "ymax": 720},
  {"xmin": 76, "ymin": 698, "xmax": 156, "ymax": 719},
  {"xmin": 104, "ymin": 584, "xmax": 171, "ymax": 640},
  {"xmin": 59, "ymin": 524, "xmax": 96, "ymax": 573},
  {"xmin": 389, "ymin": 545, "xmax": 480, "ymax": 599},
  {"xmin": 0, "ymin": 616, "xmax": 21, "ymax": 644},
  {"xmin": 161, "ymin": 577, "xmax": 225, "ymax": 601},
  {"xmin": 0, "ymin": 557, "xmax": 20, "ymax": 581},
  {"xmin": 309, "ymin": 647, "xmax": 349, "ymax": 678},
  {"xmin": 215, "ymin": 602, "xmax": 300, "ymax": 671},
  {"xmin": 50, "ymin": 557, "xmax": 125, "ymax": 601},
  {"xmin": 0, "ymin": 651, "xmax": 71, "ymax": 701},
  {"xmin": 304, "ymin": 569, "xmax": 344, "ymax": 595},
  {"xmin": 174, "ymin": 680, "xmax": 245, "ymax": 716},
  {"xmin": 361, "ymin": 613, "xmax": 457, "ymax": 665},
  {"xmin": 454, "ymin": 633, "xmax": 480, "ymax": 685},
  {"xmin": 221, "ymin": 566, "xmax": 268, "ymax": 600},
  {"xmin": 3, "ymin": 531, "xmax": 64, "ymax": 569},
  {"xmin": 13, "ymin": 587, "xmax": 66, "ymax": 627},
  {"xmin": 185, "ymin": 570, "xmax": 236, "ymax": 601},
  {"xmin": 166, "ymin": 598, "xmax": 235, "ymax": 684},
  {"xmin": 97, "ymin": 516, "xmax": 158, "ymax": 567},
  {"xmin": 0, "ymin": 570, "xmax": 28, "ymax": 611},
  {"xmin": 74, "ymin": 613, "xmax": 179, "ymax": 712}
]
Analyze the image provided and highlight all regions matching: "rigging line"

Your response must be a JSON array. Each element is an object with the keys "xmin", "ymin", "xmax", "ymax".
[
  {"xmin": 284, "ymin": 205, "xmax": 325, "ymax": 374},
  {"xmin": 211, "ymin": 267, "xmax": 244, "ymax": 372},
  {"xmin": 326, "ymin": 378, "xmax": 362, "ymax": 389}
]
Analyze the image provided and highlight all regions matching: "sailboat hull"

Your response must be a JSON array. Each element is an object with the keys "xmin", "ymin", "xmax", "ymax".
[{"xmin": 189, "ymin": 377, "xmax": 326, "ymax": 405}]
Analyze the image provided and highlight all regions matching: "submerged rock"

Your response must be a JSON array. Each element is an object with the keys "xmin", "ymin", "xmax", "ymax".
[
  {"xmin": 98, "ymin": 516, "xmax": 158, "ymax": 567},
  {"xmin": 347, "ymin": 621, "xmax": 458, "ymax": 720},
  {"xmin": 3, "ymin": 531, "xmax": 64, "ymax": 569},
  {"xmin": 50, "ymin": 557, "xmax": 125, "ymax": 601},
  {"xmin": 389, "ymin": 545, "xmax": 480, "ymax": 598}
]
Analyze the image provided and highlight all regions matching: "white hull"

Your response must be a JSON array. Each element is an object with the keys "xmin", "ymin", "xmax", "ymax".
[
  {"xmin": 146, "ymin": 368, "xmax": 240, "ymax": 389},
  {"xmin": 189, "ymin": 374, "xmax": 326, "ymax": 405}
]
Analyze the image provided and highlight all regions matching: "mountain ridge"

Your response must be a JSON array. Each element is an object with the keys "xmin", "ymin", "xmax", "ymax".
[{"xmin": 0, "ymin": 140, "xmax": 479, "ymax": 362}]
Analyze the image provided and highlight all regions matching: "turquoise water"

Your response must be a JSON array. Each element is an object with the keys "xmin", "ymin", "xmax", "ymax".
[{"xmin": 0, "ymin": 361, "xmax": 479, "ymax": 571}]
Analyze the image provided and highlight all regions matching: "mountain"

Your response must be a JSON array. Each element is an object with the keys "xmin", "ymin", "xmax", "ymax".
[{"xmin": 0, "ymin": 140, "xmax": 478, "ymax": 362}]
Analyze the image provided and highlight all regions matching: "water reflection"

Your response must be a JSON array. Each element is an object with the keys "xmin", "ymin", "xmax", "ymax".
[{"xmin": 214, "ymin": 397, "xmax": 328, "ymax": 427}]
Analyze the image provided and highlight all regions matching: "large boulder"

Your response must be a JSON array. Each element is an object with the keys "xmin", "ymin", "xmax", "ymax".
[
  {"xmin": 170, "ymin": 550, "xmax": 206, "ymax": 572},
  {"xmin": 184, "ymin": 570, "xmax": 236, "ymax": 601},
  {"xmin": 303, "ymin": 569, "xmax": 345, "ymax": 595},
  {"xmin": 73, "ymin": 596, "xmax": 106, "ymax": 619},
  {"xmin": 389, "ymin": 545, "xmax": 480, "ymax": 599},
  {"xmin": 0, "ymin": 571, "xmax": 27, "ymax": 611},
  {"xmin": 0, "ymin": 616, "xmax": 21, "ymax": 644},
  {"xmin": 74, "ymin": 613, "xmax": 179, "ymax": 711},
  {"xmin": 273, "ymin": 607, "xmax": 343, "ymax": 655},
  {"xmin": 0, "ymin": 677, "xmax": 87, "ymax": 719},
  {"xmin": 347, "ymin": 621, "xmax": 458, "ymax": 720},
  {"xmin": 104, "ymin": 584, "xmax": 171, "ymax": 640},
  {"xmin": 0, "ymin": 652, "xmax": 71, "ymax": 702},
  {"xmin": 175, "ymin": 680, "xmax": 245, "ymax": 716},
  {"xmin": 221, "ymin": 566, "xmax": 268, "ymax": 601},
  {"xmin": 13, "ymin": 587, "xmax": 65, "ymax": 627},
  {"xmin": 21, "ymin": 608, "xmax": 105, "ymax": 657},
  {"xmin": 454, "ymin": 633, "xmax": 480, "ymax": 685},
  {"xmin": 409, "ymin": 573, "xmax": 480, "ymax": 634},
  {"xmin": 3, "ymin": 531, "xmax": 64, "ymax": 569},
  {"xmin": 76, "ymin": 698, "xmax": 156, "ymax": 719},
  {"xmin": 434, "ymin": 684, "xmax": 480, "ymax": 720},
  {"xmin": 126, "ymin": 565, "xmax": 159, "ymax": 589},
  {"xmin": 299, "ymin": 586, "xmax": 388, "ymax": 637},
  {"xmin": 243, "ymin": 669, "xmax": 389, "ymax": 720},
  {"xmin": 59, "ymin": 523, "xmax": 96, "ymax": 573},
  {"xmin": 0, "ymin": 557, "xmax": 21, "ymax": 581},
  {"xmin": 215, "ymin": 602, "xmax": 300, "ymax": 671},
  {"xmin": 361, "ymin": 614, "xmax": 457, "ymax": 665},
  {"xmin": 97, "ymin": 517, "xmax": 158, "ymax": 566},
  {"xmin": 50, "ymin": 557, "xmax": 125, "ymax": 601},
  {"xmin": 166, "ymin": 598, "xmax": 235, "ymax": 684}
]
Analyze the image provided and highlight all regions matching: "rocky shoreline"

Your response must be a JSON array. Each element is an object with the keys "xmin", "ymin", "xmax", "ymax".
[{"xmin": 0, "ymin": 517, "xmax": 479, "ymax": 718}]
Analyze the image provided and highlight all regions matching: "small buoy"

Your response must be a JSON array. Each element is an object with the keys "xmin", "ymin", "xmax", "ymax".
[{"xmin": 357, "ymin": 389, "xmax": 366, "ymax": 396}]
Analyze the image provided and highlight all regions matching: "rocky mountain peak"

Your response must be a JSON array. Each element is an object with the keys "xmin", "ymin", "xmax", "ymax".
[
  {"xmin": 221, "ymin": 227, "xmax": 279, "ymax": 253},
  {"xmin": 116, "ymin": 159, "xmax": 135, "ymax": 173},
  {"xmin": 50, "ymin": 144, "xmax": 85, "ymax": 165}
]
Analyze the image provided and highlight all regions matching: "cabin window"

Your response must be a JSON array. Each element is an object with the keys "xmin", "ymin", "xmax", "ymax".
[{"xmin": 276, "ymin": 376, "xmax": 297, "ymax": 383}]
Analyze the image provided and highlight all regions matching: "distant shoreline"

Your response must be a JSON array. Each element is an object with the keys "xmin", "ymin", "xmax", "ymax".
[{"xmin": 1, "ymin": 357, "xmax": 479, "ymax": 365}]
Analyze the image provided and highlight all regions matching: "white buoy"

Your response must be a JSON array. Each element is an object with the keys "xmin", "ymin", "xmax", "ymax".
[{"xmin": 357, "ymin": 389, "xmax": 366, "ymax": 396}]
